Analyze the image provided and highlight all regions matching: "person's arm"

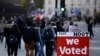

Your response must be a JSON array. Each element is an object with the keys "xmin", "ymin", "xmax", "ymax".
[
  {"xmin": 42, "ymin": 27, "xmax": 46, "ymax": 38},
  {"xmin": 51, "ymin": 27, "xmax": 56, "ymax": 38},
  {"xmin": 38, "ymin": 28, "xmax": 43, "ymax": 44}
]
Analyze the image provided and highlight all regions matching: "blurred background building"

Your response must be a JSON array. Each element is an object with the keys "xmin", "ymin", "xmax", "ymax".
[
  {"xmin": 44, "ymin": 0, "xmax": 100, "ymax": 18},
  {"xmin": 0, "ymin": 0, "xmax": 20, "ymax": 5},
  {"xmin": 0, "ymin": 0, "xmax": 45, "ymax": 18},
  {"xmin": 0, "ymin": 0, "xmax": 99, "ymax": 19},
  {"xmin": 0, "ymin": 0, "xmax": 27, "ymax": 17}
]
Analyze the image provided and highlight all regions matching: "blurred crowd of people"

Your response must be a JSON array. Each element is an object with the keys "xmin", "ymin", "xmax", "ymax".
[{"xmin": 0, "ymin": 15, "xmax": 97, "ymax": 56}]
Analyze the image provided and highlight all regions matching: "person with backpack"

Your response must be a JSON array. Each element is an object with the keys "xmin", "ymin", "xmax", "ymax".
[
  {"xmin": 4, "ymin": 20, "xmax": 20, "ymax": 56},
  {"xmin": 42, "ymin": 22, "xmax": 56, "ymax": 56},
  {"xmin": 22, "ymin": 18, "xmax": 36, "ymax": 56},
  {"xmin": 34, "ymin": 20, "xmax": 45, "ymax": 56}
]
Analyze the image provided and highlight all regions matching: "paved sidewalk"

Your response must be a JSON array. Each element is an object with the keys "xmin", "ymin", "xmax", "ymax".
[{"xmin": 0, "ymin": 38, "xmax": 25, "ymax": 56}]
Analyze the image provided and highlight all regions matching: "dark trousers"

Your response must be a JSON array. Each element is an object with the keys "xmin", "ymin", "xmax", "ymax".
[
  {"xmin": 35, "ymin": 44, "xmax": 37, "ymax": 56},
  {"xmin": 90, "ymin": 30, "xmax": 94, "ymax": 38},
  {"xmin": 89, "ymin": 30, "xmax": 94, "ymax": 39},
  {"xmin": 0, "ymin": 32, "xmax": 4, "ymax": 42},
  {"xmin": 45, "ymin": 41, "xmax": 54, "ymax": 56},
  {"xmin": 7, "ymin": 42, "xmax": 18, "ymax": 56},
  {"xmin": 35, "ymin": 42, "xmax": 44, "ymax": 56},
  {"xmin": 18, "ymin": 38, "xmax": 21, "ymax": 49}
]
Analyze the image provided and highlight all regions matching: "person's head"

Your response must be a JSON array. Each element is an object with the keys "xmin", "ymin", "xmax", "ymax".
[
  {"xmin": 14, "ymin": 16, "xmax": 17, "ymax": 19},
  {"xmin": 56, "ymin": 21, "xmax": 62, "ymax": 27},
  {"xmin": 11, "ymin": 17, "xmax": 14, "ymax": 20},
  {"xmin": 46, "ymin": 21, "xmax": 51, "ymax": 26},
  {"xmin": 2, "ymin": 16, "xmax": 5, "ymax": 20},
  {"xmin": 69, "ymin": 21, "xmax": 74, "ymax": 25},
  {"xmin": 74, "ymin": 24, "xmax": 78, "ymax": 26}
]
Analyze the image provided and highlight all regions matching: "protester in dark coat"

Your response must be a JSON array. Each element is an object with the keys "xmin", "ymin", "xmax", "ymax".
[
  {"xmin": 4, "ymin": 20, "xmax": 20, "ymax": 56},
  {"xmin": 87, "ymin": 18, "xmax": 94, "ymax": 39},
  {"xmin": 22, "ymin": 18, "xmax": 36, "ymax": 56},
  {"xmin": 42, "ymin": 22, "xmax": 56, "ymax": 56}
]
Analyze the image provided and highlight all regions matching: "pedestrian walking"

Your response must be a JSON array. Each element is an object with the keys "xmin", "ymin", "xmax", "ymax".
[
  {"xmin": 34, "ymin": 26, "xmax": 44, "ymax": 56},
  {"xmin": 22, "ymin": 18, "xmax": 36, "ymax": 56},
  {"xmin": 35, "ymin": 20, "xmax": 46, "ymax": 56},
  {"xmin": 42, "ymin": 22, "xmax": 56, "ymax": 56},
  {"xmin": 4, "ymin": 20, "xmax": 20, "ymax": 56},
  {"xmin": 87, "ymin": 17, "xmax": 94, "ymax": 39}
]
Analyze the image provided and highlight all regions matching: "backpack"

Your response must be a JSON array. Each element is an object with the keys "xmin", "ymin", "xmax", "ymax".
[
  {"xmin": 8, "ymin": 34, "xmax": 17, "ymax": 45},
  {"xmin": 23, "ymin": 26, "xmax": 35, "ymax": 43},
  {"xmin": 43, "ymin": 27, "xmax": 54, "ymax": 40}
]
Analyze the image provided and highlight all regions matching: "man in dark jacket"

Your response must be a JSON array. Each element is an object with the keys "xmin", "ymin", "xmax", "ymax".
[
  {"xmin": 42, "ymin": 22, "xmax": 56, "ymax": 56},
  {"xmin": 87, "ymin": 18, "xmax": 94, "ymax": 39},
  {"xmin": 22, "ymin": 18, "xmax": 35, "ymax": 56},
  {"xmin": 4, "ymin": 20, "xmax": 20, "ymax": 56}
]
